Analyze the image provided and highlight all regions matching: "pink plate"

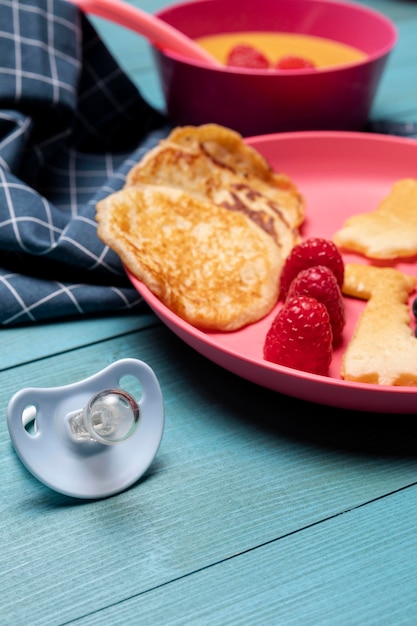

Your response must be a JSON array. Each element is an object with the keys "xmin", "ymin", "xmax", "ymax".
[{"xmin": 126, "ymin": 131, "xmax": 417, "ymax": 413}]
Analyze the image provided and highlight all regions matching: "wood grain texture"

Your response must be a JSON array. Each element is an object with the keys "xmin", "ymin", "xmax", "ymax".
[
  {"xmin": 2, "ymin": 326, "xmax": 417, "ymax": 624},
  {"xmin": 65, "ymin": 486, "xmax": 417, "ymax": 625},
  {"xmin": 0, "ymin": 313, "xmax": 159, "ymax": 371}
]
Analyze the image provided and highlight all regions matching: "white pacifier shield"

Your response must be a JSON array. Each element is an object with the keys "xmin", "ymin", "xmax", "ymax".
[{"xmin": 7, "ymin": 359, "xmax": 164, "ymax": 499}]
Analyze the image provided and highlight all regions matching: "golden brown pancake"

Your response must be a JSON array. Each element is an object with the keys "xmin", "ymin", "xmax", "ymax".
[
  {"xmin": 96, "ymin": 124, "xmax": 304, "ymax": 331},
  {"xmin": 96, "ymin": 185, "xmax": 283, "ymax": 331},
  {"xmin": 125, "ymin": 124, "xmax": 305, "ymax": 261}
]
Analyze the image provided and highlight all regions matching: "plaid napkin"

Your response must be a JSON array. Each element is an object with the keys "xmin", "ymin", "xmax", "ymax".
[{"xmin": 0, "ymin": 0, "xmax": 170, "ymax": 326}]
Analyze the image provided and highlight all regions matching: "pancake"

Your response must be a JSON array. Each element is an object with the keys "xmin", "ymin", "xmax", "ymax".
[
  {"xmin": 96, "ymin": 124, "xmax": 305, "ymax": 330},
  {"xmin": 125, "ymin": 124, "xmax": 305, "ymax": 261},
  {"xmin": 96, "ymin": 184, "xmax": 283, "ymax": 331}
]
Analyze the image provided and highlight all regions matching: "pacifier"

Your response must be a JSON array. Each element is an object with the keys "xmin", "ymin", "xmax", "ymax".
[{"xmin": 7, "ymin": 359, "xmax": 164, "ymax": 499}]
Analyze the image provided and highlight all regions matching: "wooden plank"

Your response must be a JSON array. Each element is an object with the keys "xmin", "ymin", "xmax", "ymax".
[
  {"xmin": 0, "ymin": 313, "xmax": 159, "ymax": 370},
  {"xmin": 372, "ymin": 19, "xmax": 417, "ymax": 121},
  {"xmin": 2, "ymin": 325, "xmax": 417, "ymax": 624},
  {"xmin": 68, "ymin": 484, "xmax": 417, "ymax": 625}
]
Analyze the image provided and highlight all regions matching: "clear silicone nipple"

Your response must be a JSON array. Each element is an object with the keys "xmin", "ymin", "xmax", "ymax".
[{"xmin": 67, "ymin": 389, "xmax": 140, "ymax": 445}]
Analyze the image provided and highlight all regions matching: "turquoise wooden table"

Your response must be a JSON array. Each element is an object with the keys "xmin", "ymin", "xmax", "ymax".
[{"xmin": 2, "ymin": 1, "xmax": 417, "ymax": 624}]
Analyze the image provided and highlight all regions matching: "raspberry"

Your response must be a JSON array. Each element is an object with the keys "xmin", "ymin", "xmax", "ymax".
[
  {"xmin": 275, "ymin": 55, "xmax": 316, "ymax": 70},
  {"xmin": 286, "ymin": 265, "xmax": 346, "ymax": 342},
  {"xmin": 263, "ymin": 295, "xmax": 333, "ymax": 376},
  {"xmin": 226, "ymin": 44, "xmax": 270, "ymax": 69},
  {"xmin": 279, "ymin": 238, "xmax": 345, "ymax": 301}
]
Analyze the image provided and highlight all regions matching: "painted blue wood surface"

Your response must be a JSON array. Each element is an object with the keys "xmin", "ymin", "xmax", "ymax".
[
  {"xmin": 2, "ymin": 1, "xmax": 417, "ymax": 625},
  {"xmin": 3, "ymin": 326, "xmax": 417, "ymax": 624}
]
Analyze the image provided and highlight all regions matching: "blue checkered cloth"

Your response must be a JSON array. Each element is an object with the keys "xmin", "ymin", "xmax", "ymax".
[{"xmin": 0, "ymin": 0, "xmax": 170, "ymax": 325}]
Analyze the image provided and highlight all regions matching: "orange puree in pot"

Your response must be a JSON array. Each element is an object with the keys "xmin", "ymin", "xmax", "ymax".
[{"xmin": 196, "ymin": 32, "xmax": 366, "ymax": 68}]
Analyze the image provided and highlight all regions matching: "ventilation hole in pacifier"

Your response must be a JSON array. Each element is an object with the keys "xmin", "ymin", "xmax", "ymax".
[
  {"xmin": 118, "ymin": 374, "xmax": 143, "ymax": 403},
  {"xmin": 22, "ymin": 404, "xmax": 38, "ymax": 436}
]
